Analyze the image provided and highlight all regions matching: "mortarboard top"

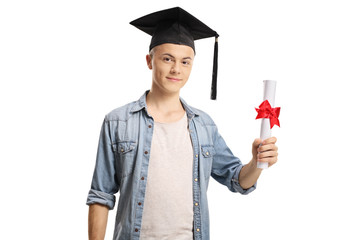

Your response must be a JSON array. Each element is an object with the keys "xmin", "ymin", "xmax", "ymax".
[{"xmin": 130, "ymin": 7, "xmax": 219, "ymax": 100}]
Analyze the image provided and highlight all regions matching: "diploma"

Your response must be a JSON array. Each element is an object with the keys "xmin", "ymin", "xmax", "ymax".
[{"xmin": 256, "ymin": 80, "xmax": 279, "ymax": 169}]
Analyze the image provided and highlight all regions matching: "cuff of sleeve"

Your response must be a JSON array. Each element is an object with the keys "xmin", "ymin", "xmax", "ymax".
[
  {"xmin": 86, "ymin": 189, "xmax": 116, "ymax": 210},
  {"xmin": 231, "ymin": 165, "xmax": 257, "ymax": 195}
]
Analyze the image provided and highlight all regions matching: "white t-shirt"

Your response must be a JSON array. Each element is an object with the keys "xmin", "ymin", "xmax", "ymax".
[{"xmin": 140, "ymin": 113, "xmax": 194, "ymax": 240}]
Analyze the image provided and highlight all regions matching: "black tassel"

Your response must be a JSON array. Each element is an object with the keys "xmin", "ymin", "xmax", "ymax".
[{"xmin": 211, "ymin": 35, "xmax": 219, "ymax": 100}]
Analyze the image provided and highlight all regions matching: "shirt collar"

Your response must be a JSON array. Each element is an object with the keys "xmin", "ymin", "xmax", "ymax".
[{"xmin": 130, "ymin": 90, "xmax": 200, "ymax": 118}]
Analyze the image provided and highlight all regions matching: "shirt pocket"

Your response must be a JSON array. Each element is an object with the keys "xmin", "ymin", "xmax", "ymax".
[
  {"xmin": 113, "ymin": 141, "xmax": 137, "ymax": 179},
  {"xmin": 200, "ymin": 145, "xmax": 216, "ymax": 180}
]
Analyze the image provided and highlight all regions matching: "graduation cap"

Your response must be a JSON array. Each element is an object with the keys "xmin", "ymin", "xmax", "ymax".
[{"xmin": 130, "ymin": 7, "xmax": 219, "ymax": 100}]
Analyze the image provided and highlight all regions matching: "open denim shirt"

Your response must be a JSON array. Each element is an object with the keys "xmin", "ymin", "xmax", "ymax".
[{"xmin": 87, "ymin": 91, "xmax": 256, "ymax": 240}]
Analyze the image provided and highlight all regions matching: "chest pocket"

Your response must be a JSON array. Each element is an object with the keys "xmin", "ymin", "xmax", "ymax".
[
  {"xmin": 113, "ymin": 141, "xmax": 137, "ymax": 179},
  {"xmin": 200, "ymin": 145, "xmax": 215, "ymax": 180}
]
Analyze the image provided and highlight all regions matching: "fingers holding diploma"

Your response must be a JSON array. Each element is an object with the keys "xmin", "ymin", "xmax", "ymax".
[{"xmin": 252, "ymin": 137, "xmax": 278, "ymax": 168}]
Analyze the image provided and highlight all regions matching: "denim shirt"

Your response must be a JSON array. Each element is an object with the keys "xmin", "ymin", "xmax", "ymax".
[{"xmin": 86, "ymin": 91, "xmax": 256, "ymax": 240}]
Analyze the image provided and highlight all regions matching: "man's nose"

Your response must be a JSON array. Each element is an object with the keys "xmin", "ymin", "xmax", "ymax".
[{"xmin": 171, "ymin": 61, "xmax": 181, "ymax": 74}]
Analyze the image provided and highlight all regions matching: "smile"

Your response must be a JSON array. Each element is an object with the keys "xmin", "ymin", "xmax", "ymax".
[{"xmin": 166, "ymin": 77, "xmax": 182, "ymax": 82}]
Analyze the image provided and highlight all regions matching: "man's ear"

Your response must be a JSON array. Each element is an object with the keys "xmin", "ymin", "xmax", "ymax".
[{"xmin": 146, "ymin": 54, "xmax": 152, "ymax": 70}]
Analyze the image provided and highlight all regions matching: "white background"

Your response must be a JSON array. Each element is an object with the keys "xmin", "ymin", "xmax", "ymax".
[{"xmin": 1, "ymin": 0, "xmax": 359, "ymax": 239}]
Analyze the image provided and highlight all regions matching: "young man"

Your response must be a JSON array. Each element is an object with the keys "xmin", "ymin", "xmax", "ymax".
[{"xmin": 87, "ymin": 7, "xmax": 278, "ymax": 240}]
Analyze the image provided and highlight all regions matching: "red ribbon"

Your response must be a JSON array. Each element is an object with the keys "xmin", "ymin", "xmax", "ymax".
[{"xmin": 255, "ymin": 100, "xmax": 281, "ymax": 129}]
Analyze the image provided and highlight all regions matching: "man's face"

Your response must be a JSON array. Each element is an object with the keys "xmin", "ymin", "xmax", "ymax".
[{"xmin": 146, "ymin": 43, "xmax": 194, "ymax": 95}]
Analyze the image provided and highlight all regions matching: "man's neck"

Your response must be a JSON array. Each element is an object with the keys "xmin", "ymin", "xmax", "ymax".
[{"xmin": 146, "ymin": 89, "xmax": 185, "ymax": 123}]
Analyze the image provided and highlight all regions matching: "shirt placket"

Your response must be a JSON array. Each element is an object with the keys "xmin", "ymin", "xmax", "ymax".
[
  {"xmin": 188, "ymin": 117, "xmax": 202, "ymax": 239},
  {"xmin": 133, "ymin": 115, "xmax": 154, "ymax": 239}
]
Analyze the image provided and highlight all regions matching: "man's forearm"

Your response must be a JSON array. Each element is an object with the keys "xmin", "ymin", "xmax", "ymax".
[
  {"xmin": 88, "ymin": 204, "xmax": 109, "ymax": 240},
  {"xmin": 239, "ymin": 158, "xmax": 262, "ymax": 189}
]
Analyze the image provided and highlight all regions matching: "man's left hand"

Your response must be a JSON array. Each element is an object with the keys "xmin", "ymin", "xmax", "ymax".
[{"xmin": 252, "ymin": 137, "xmax": 278, "ymax": 167}]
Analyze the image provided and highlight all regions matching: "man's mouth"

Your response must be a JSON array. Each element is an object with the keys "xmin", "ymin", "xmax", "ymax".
[{"xmin": 166, "ymin": 77, "xmax": 182, "ymax": 82}]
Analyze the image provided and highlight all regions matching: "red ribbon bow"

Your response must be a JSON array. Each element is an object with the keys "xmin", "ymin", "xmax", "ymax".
[{"xmin": 255, "ymin": 100, "xmax": 281, "ymax": 129}]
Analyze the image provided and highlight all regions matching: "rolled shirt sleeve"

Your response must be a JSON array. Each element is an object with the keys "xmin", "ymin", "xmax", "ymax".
[
  {"xmin": 87, "ymin": 189, "xmax": 116, "ymax": 210},
  {"xmin": 231, "ymin": 164, "xmax": 257, "ymax": 195},
  {"xmin": 211, "ymin": 126, "xmax": 256, "ymax": 195},
  {"xmin": 86, "ymin": 118, "xmax": 119, "ymax": 210}
]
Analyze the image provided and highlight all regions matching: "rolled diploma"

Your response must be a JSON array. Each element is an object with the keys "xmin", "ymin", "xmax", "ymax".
[{"xmin": 257, "ymin": 80, "xmax": 277, "ymax": 169}]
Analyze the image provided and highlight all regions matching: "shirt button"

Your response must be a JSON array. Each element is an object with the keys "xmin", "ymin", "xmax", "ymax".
[
  {"xmin": 148, "ymin": 125, "xmax": 152, "ymax": 128},
  {"xmin": 120, "ymin": 148, "xmax": 124, "ymax": 152},
  {"xmin": 196, "ymin": 228, "xmax": 200, "ymax": 232},
  {"xmin": 195, "ymin": 202, "xmax": 198, "ymax": 206},
  {"xmin": 195, "ymin": 154, "xmax": 198, "ymax": 158},
  {"xmin": 141, "ymin": 177, "xmax": 145, "ymax": 180},
  {"xmin": 138, "ymin": 202, "xmax": 142, "ymax": 206},
  {"xmin": 206, "ymin": 152, "xmax": 209, "ymax": 156},
  {"xmin": 144, "ymin": 151, "xmax": 148, "ymax": 154},
  {"xmin": 135, "ymin": 228, "xmax": 139, "ymax": 232},
  {"xmin": 194, "ymin": 178, "xmax": 198, "ymax": 182}
]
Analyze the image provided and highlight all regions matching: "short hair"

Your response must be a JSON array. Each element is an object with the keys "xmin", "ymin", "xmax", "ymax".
[{"xmin": 149, "ymin": 47, "xmax": 156, "ymax": 59}]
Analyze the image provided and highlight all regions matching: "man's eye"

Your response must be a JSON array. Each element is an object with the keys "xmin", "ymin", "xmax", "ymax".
[
  {"xmin": 164, "ymin": 57, "xmax": 172, "ymax": 62},
  {"xmin": 183, "ymin": 61, "xmax": 190, "ymax": 65}
]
